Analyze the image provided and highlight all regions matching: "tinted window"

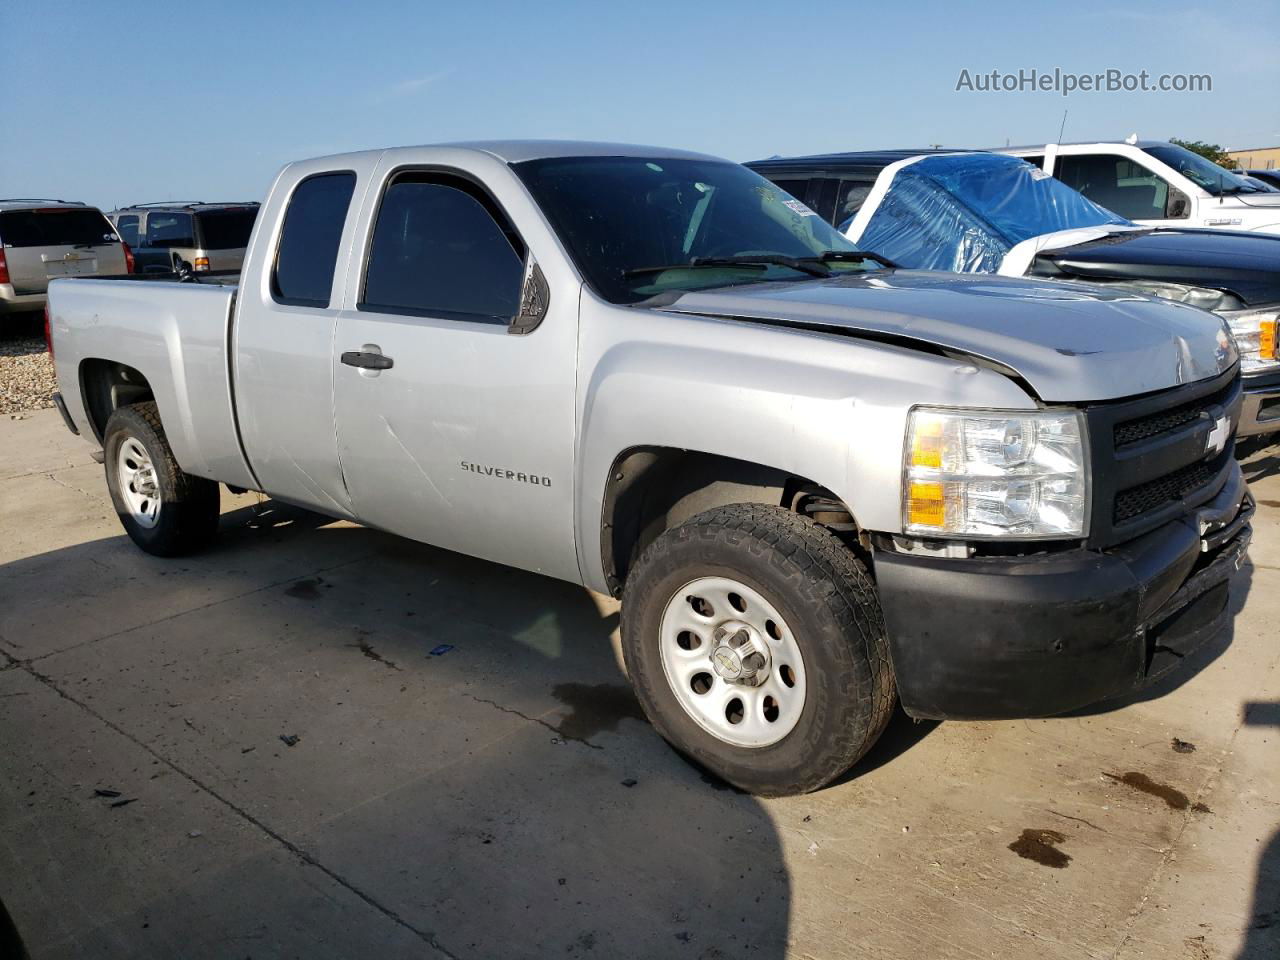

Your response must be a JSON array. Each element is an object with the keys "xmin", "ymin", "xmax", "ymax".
[
  {"xmin": 1054, "ymin": 154, "xmax": 1167, "ymax": 220},
  {"xmin": 0, "ymin": 208, "xmax": 119, "ymax": 248},
  {"xmin": 196, "ymin": 209, "xmax": 257, "ymax": 249},
  {"xmin": 769, "ymin": 178, "xmax": 813, "ymax": 206},
  {"xmin": 361, "ymin": 176, "xmax": 524, "ymax": 323},
  {"xmin": 115, "ymin": 215, "xmax": 140, "ymax": 246},
  {"xmin": 273, "ymin": 172, "xmax": 356, "ymax": 307},
  {"xmin": 515, "ymin": 157, "xmax": 875, "ymax": 305},
  {"xmin": 145, "ymin": 212, "xmax": 195, "ymax": 247}
]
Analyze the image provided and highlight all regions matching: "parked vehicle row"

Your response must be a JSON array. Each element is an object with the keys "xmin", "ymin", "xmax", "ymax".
[
  {"xmin": 748, "ymin": 149, "xmax": 1280, "ymax": 440},
  {"xmin": 0, "ymin": 198, "xmax": 259, "ymax": 318},
  {"xmin": 46, "ymin": 141, "xmax": 1253, "ymax": 796}
]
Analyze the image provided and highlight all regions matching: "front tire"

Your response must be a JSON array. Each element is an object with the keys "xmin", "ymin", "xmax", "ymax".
[
  {"xmin": 103, "ymin": 402, "xmax": 220, "ymax": 556},
  {"xmin": 621, "ymin": 503, "xmax": 895, "ymax": 796}
]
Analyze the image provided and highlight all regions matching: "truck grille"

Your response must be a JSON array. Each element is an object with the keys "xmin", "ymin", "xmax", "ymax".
[
  {"xmin": 1085, "ymin": 367, "xmax": 1242, "ymax": 548},
  {"xmin": 1113, "ymin": 378, "xmax": 1238, "ymax": 447},
  {"xmin": 1113, "ymin": 457, "xmax": 1222, "ymax": 524}
]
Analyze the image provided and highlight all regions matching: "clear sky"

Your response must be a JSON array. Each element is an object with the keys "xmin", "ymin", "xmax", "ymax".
[{"xmin": 3, "ymin": 0, "xmax": 1277, "ymax": 209}]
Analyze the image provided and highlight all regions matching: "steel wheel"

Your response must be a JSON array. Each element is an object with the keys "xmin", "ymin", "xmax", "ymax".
[
  {"xmin": 116, "ymin": 436, "xmax": 161, "ymax": 529},
  {"xmin": 659, "ymin": 576, "xmax": 807, "ymax": 747}
]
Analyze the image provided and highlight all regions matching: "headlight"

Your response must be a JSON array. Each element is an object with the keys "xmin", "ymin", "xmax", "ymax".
[
  {"xmin": 1222, "ymin": 309, "xmax": 1279, "ymax": 373},
  {"xmin": 903, "ymin": 408, "xmax": 1088, "ymax": 539}
]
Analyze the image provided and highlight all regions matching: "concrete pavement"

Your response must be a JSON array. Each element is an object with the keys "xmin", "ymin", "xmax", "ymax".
[{"xmin": 1, "ymin": 406, "xmax": 1277, "ymax": 959}]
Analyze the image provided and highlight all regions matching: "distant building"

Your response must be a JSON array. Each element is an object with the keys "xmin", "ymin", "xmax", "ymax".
[{"xmin": 1228, "ymin": 146, "xmax": 1280, "ymax": 170}]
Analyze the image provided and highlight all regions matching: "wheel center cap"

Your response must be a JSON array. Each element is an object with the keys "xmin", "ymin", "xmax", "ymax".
[{"xmin": 711, "ymin": 645, "xmax": 744, "ymax": 680}]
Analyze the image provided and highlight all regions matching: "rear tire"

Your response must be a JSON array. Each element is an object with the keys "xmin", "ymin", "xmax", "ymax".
[
  {"xmin": 621, "ymin": 503, "xmax": 895, "ymax": 797},
  {"xmin": 103, "ymin": 402, "xmax": 220, "ymax": 556}
]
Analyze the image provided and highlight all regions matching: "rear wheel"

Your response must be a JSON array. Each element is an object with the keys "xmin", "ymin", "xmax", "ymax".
[
  {"xmin": 103, "ymin": 402, "xmax": 220, "ymax": 556},
  {"xmin": 621, "ymin": 503, "xmax": 895, "ymax": 796}
]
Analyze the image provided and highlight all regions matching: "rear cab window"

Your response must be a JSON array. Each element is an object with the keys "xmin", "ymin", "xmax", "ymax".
[
  {"xmin": 0, "ymin": 207, "xmax": 119, "ymax": 248},
  {"xmin": 196, "ymin": 208, "xmax": 258, "ymax": 250},
  {"xmin": 272, "ymin": 171, "xmax": 357, "ymax": 307}
]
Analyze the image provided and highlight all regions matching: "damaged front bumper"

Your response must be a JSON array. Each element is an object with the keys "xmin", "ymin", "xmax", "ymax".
[{"xmin": 874, "ymin": 465, "xmax": 1253, "ymax": 721}]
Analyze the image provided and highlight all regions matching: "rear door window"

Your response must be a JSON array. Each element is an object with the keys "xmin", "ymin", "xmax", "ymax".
[
  {"xmin": 0, "ymin": 208, "xmax": 119, "ymax": 247},
  {"xmin": 145, "ymin": 212, "xmax": 196, "ymax": 248},
  {"xmin": 272, "ymin": 171, "xmax": 357, "ymax": 307},
  {"xmin": 196, "ymin": 209, "xmax": 257, "ymax": 250},
  {"xmin": 360, "ymin": 174, "xmax": 525, "ymax": 324}
]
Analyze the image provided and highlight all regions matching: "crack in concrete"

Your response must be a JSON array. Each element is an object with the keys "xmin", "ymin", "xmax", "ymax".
[
  {"xmin": 462, "ymin": 693, "xmax": 602, "ymax": 750},
  {"xmin": 9, "ymin": 653, "xmax": 460, "ymax": 960}
]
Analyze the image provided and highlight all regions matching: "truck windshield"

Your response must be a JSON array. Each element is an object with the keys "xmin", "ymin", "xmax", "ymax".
[
  {"xmin": 1143, "ymin": 144, "xmax": 1265, "ymax": 195},
  {"xmin": 196, "ymin": 209, "xmax": 258, "ymax": 249},
  {"xmin": 513, "ymin": 156, "xmax": 880, "ymax": 304},
  {"xmin": 0, "ymin": 208, "xmax": 119, "ymax": 247}
]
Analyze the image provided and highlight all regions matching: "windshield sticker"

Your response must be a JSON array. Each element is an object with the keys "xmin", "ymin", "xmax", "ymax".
[{"xmin": 782, "ymin": 198, "xmax": 817, "ymax": 217}]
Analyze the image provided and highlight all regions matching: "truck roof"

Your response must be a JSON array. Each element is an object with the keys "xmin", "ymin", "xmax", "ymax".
[
  {"xmin": 0, "ymin": 199, "xmax": 91, "ymax": 211},
  {"xmin": 999, "ymin": 139, "xmax": 1170, "ymax": 152},
  {"xmin": 747, "ymin": 149, "xmax": 956, "ymax": 170},
  {"xmin": 292, "ymin": 140, "xmax": 728, "ymax": 167},
  {"xmin": 112, "ymin": 201, "xmax": 261, "ymax": 213}
]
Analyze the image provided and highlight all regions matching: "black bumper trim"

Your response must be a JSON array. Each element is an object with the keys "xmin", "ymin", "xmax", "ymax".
[
  {"xmin": 52, "ymin": 392, "xmax": 79, "ymax": 435},
  {"xmin": 877, "ymin": 465, "xmax": 1251, "ymax": 721}
]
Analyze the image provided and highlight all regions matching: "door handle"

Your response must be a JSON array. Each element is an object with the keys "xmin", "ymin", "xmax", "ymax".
[{"xmin": 341, "ymin": 350, "xmax": 394, "ymax": 371}]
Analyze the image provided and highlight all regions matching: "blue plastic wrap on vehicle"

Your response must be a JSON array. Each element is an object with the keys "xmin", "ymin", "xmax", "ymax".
[{"xmin": 854, "ymin": 154, "xmax": 1130, "ymax": 273}]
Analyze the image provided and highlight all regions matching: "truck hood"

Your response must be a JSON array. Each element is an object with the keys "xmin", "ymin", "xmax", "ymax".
[
  {"xmin": 657, "ymin": 270, "xmax": 1236, "ymax": 403},
  {"xmin": 1034, "ymin": 228, "xmax": 1280, "ymax": 307}
]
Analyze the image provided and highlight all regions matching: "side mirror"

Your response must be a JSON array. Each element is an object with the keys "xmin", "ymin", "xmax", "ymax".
[
  {"xmin": 509, "ymin": 259, "xmax": 550, "ymax": 335},
  {"xmin": 1166, "ymin": 186, "xmax": 1190, "ymax": 219}
]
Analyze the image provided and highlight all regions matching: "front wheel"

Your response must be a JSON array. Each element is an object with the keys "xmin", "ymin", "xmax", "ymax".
[
  {"xmin": 103, "ymin": 402, "xmax": 220, "ymax": 556},
  {"xmin": 621, "ymin": 503, "xmax": 895, "ymax": 796}
]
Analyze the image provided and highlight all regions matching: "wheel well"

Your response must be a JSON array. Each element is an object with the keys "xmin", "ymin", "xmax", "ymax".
[
  {"xmin": 600, "ymin": 447, "xmax": 859, "ymax": 596},
  {"xmin": 79, "ymin": 359, "xmax": 155, "ymax": 443}
]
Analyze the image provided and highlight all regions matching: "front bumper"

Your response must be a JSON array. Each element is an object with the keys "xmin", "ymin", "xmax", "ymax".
[
  {"xmin": 875, "ymin": 465, "xmax": 1252, "ymax": 720},
  {"xmin": 1238, "ymin": 369, "xmax": 1280, "ymax": 438}
]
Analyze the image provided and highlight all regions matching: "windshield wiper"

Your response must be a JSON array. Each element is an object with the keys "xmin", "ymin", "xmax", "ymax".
[
  {"xmin": 623, "ymin": 255, "xmax": 830, "ymax": 279},
  {"xmin": 803, "ymin": 249, "xmax": 900, "ymax": 270}
]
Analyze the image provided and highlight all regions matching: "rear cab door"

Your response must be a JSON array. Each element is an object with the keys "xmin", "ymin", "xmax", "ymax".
[
  {"xmin": 328, "ymin": 149, "xmax": 581, "ymax": 581},
  {"xmin": 232, "ymin": 156, "xmax": 380, "ymax": 517}
]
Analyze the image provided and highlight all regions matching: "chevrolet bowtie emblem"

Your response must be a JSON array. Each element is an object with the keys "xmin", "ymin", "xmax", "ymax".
[{"xmin": 1205, "ymin": 415, "xmax": 1230, "ymax": 456}]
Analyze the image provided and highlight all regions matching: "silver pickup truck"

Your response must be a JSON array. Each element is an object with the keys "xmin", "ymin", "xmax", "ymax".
[{"xmin": 47, "ymin": 141, "xmax": 1253, "ymax": 796}]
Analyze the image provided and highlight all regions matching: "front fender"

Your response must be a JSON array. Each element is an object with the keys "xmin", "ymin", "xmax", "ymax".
[{"xmin": 573, "ymin": 303, "xmax": 1037, "ymax": 593}]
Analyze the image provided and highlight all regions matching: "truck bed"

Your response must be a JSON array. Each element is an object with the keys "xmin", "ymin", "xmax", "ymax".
[{"xmin": 47, "ymin": 276, "xmax": 256, "ymax": 489}]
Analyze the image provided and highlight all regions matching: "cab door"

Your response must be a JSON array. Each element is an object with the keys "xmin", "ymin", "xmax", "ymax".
[
  {"xmin": 330, "ymin": 161, "xmax": 580, "ymax": 582},
  {"xmin": 232, "ymin": 162, "xmax": 375, "ymax": 517}
]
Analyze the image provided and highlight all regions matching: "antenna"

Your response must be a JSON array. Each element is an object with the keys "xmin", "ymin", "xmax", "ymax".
[{"xmin": 1056, "ymin": 110, "xmax": 1069, "ymax": 147}]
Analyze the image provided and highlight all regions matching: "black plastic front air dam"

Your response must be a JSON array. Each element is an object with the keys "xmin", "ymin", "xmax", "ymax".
[{"xmin": 874, "ymin": 486, "xmax": 1249, "ymax": 722}]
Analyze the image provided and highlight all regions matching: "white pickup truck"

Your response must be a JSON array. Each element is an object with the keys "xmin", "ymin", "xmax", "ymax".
[{"xmin": 47, "ymin": 141, "xmax": 1252, "ymax": 795}]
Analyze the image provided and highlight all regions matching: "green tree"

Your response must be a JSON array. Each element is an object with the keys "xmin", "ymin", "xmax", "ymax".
[{"xmin": 1169, "ymin": 138, "xmax": 1238, "ymax": 169}]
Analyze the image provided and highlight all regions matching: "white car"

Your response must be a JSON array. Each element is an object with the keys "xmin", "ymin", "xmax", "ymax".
[{"xmin": 1001, "ymin": 140, "xmax": 1280, "ymax": 235}]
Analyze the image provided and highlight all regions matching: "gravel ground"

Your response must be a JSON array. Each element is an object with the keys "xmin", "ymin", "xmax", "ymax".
[{"xmin": 1, "ymin": 329, "xmax": 55, "ymax": 416}]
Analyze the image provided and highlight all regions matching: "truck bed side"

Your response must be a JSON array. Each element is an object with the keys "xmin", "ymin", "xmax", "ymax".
[{"xmin": 48, "ymin": 277, "xmax": 256, "ymax": 490}]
